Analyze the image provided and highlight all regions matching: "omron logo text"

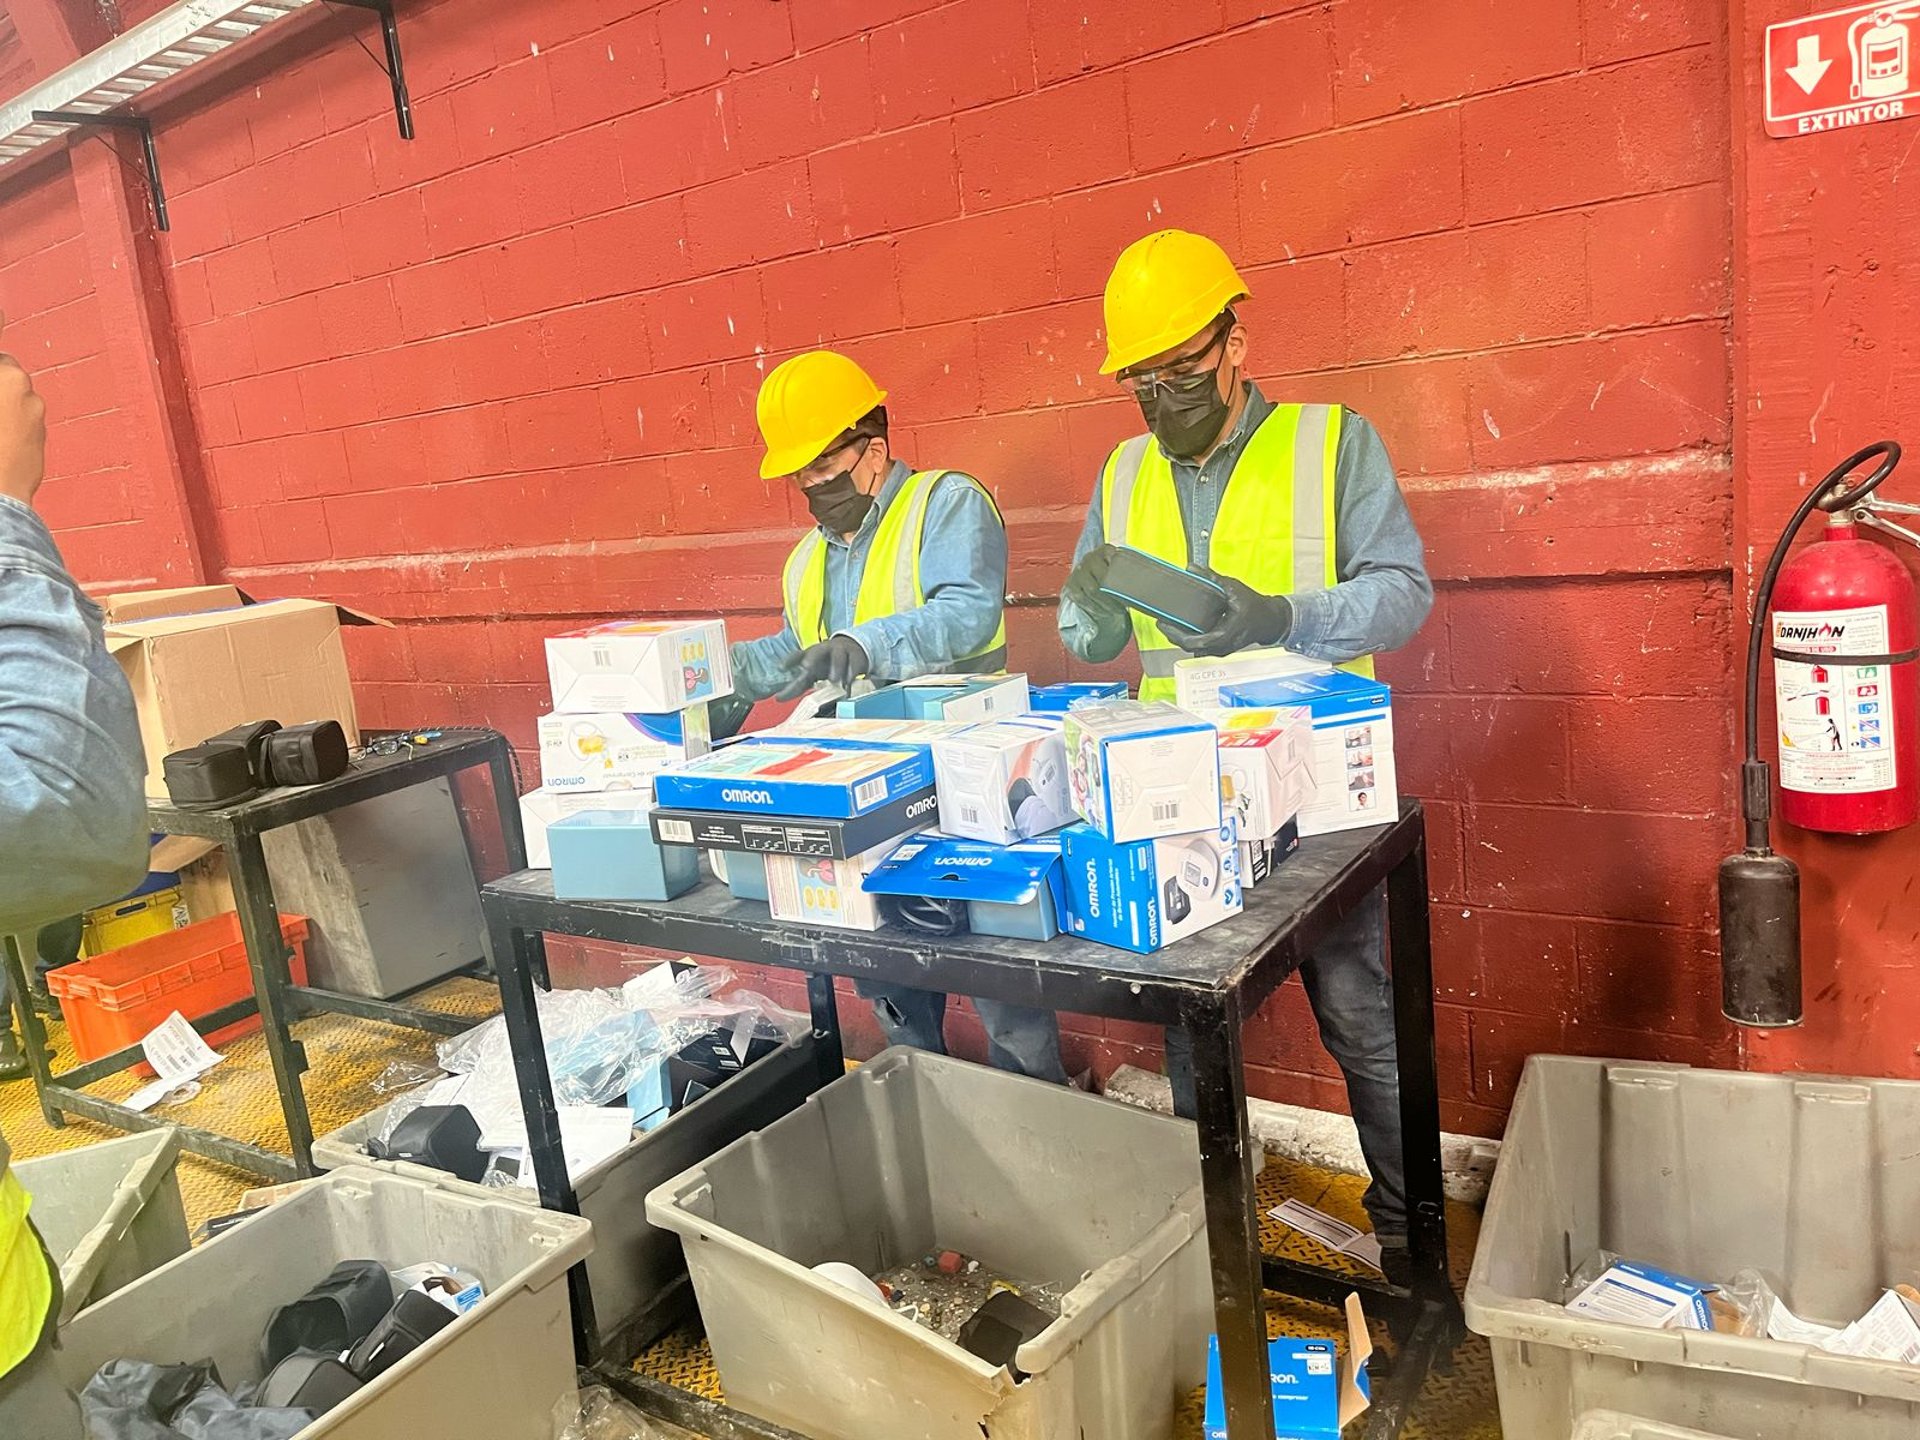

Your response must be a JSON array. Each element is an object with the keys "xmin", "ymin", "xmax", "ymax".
[
  {"xmin": 1082, "ymin": 862, "xmax": 1100, "ymax": 918},
  {"xmin": 906, "ymin": 795, "xmax": 938, "ymax": 818},
  {"xmin": 945, "ymin": 856, "xmax": 995, "ymax": 867},
  {"xmin": 721, "ymin": 788, "xmax": 774, "ymax": 805}
]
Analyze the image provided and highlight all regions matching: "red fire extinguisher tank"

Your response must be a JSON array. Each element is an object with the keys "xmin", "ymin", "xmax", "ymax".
[{"xmin": 1770, "ymin": 516, "xmax": 1920, "ymax": 833}]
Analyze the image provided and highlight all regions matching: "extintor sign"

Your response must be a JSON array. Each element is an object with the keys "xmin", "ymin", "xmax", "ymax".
[
  {"xmin": 1766, "ymin": 2, "xmax": 1920, "ymax": 137},
  {"xmin": 1773, "ymin": 604, "xmax": 1899, "ymax": 793}
]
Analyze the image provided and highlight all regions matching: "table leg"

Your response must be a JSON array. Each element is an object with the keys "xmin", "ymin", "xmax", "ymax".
[
  {"xmin": 487, "ymin": 738, "xmax": 530, "ymax": 872},
  {"xmin": 3, "ymin": 935, "xmax": 62, "ymax": 1128},
  {"xmin": 1183, "ymin": 993, "xmax": 1275, "ymax": 1440},
  {"xmin": 806, "ymin": 973, "xmax": 843, "ymax": 1087},
  {"xmin": 230, "ymin": 833, "xmax": 316, "ymax": 1175},
  {"xmin": 1385, "ymin": 829, "xmax": 1451, "ymax": 1306}
]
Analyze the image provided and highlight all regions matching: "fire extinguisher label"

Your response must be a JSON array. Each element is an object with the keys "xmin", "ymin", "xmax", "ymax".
[{"xmin": 1774, "ymin": 603, "xmax": 1898, "ymax": 793}]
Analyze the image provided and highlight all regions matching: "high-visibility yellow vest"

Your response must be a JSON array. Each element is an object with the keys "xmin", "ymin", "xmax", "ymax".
[
  {"xmin": 1098, "ymin": 403, "xmax": 1374, "ymax": 701},
  {"xmin": 0, "ymin": 1169, "xmax": 52, "ymax": 1378},
  {"xmin": 781, "ymin": 469, "xmax": 1008, "ymax": 667}
]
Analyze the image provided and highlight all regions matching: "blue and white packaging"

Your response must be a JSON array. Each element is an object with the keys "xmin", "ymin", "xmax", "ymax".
[
  {"xmin": 764, "ymin": 840, "xmax": 899, "ymax": 931},
  {"xmin": 862, "ymin": 834, "xmax": 1068, "ymax": 941},
  {"xmin": 1221, "ymin": 671, "xmax": 1395, "ymax": 837},
  {"xmin": 1063, "ymin": 700, "xmax": 1221, "ymax": 843},
  {"xmin": 932, "ymin": 716, "xmax": 1071, "ymax": 844},
  {"xmin": 537, "ymin": 705, "xmax": 711, "ymax": 792},
  {"xmin": 652, "ymin": 737, "xmax": 934, "ymax": 820},
  {"xmin": 1565, "ymin": 1259, "xmax": 1716, "ymax": 1330},
  {"xmin": 1203, "ymin": 1294, "xmax": 1372, "ymax": 1440},
  {"xmin": 519, "ymin": 787, "xmax": 620, "ymax": 869},
  {"xmin": 841, "ymin": 672, "xmax": 1031, "ymax": 722},
  {"xmin": 1173, "ymin": 647, "xmax": 1326, "ymax": 711},
  {"xmin": 548, "ymin": 807, "xmax": 699, "ymax": 903},
  {"xmin": 1061, "ymin": 818, "xmax": 1242, "ymax": 953},
  {"xmin": 1241, "ymin": 817, "xmax": 1301, "ymax": 885},
  {"xmin": 1027, "ymin": 681, "xmax": 1129, "ymax": 712}
]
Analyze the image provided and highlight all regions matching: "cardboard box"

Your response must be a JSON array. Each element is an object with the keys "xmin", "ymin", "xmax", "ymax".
[
  {"xmin": 537, "ymin": 705, "xmax": 711, "ymax": 793},
  {"xmin": 1173, "ymin": 647, "xmax": 1327, "ymax": 711},
  {"xmin": 548, "ymin": 806, "xmax": 699, "ymax": 903},
  {"xmin": 652, "ymin": 737, "xmax": 934, "ymax": 819},
  {"xmin": 1027, "ymin": 681, "xmax": 1129, "ymax": 713},
  {"xmin": 1564, "ymin": 1260, "xmax": 1715, "ymax": 1331},
  {"xmin": 101, "ymin": 585, "xmax": 247, "ymax": 625},
  {"xmin": 545, "ymin": 618, "xmax": 731, "ymax": 714},
  {"xmin": 1203, "ymin": 1294, "xmax": 1372, "ymax": 1440},
  {"xmin": 1061, "ymin": 818, "xmax": 1242, "ymax": 954},
  {"xmin": 863, "ymin": 834, "xmax": 1068, "ymax": 941},
  {"xmin": 519, "ymin": 789, "xmax": 622, "ymax": 869},
  {"xmin": 1063, "ymin": 701, "xmax": 1221, "ymax": 843},
  {"xmin": 104, "ymin": 591, "xmax": 385, "ymax": 798},
  {"xmin": 754, "ymin": 716, "xmax": 973, "ymax": 746},
  {"xmin": 1221, "ymin": 672, "xmax": 1397, "ymax": 837},
  {"xmin": 1215, "ymin": 708, "xmax": 1314, "ymax": 841},
  {"xmin": 764, "ymin": 840, "xmax": 900, "ymax": 931},
  {"xmin": 650, "ymin": 786, "xmax": 937, "ymax": 859},
  {"xmin": 1240, "ymin": 818, "xmax": 1301, "ymax": 886},
  {"xmin": 840, "ymin": 672, "xmax": 1031, "ymax": 722},
  {"xmin": 931, "ymin": 717, "xmax": 1071, "ymax": 844}
]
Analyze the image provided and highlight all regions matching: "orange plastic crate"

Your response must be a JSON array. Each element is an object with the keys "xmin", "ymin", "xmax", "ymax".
[{"xmin": 47, "ymin": 911, "xmax": 310, "ymax": 1070}]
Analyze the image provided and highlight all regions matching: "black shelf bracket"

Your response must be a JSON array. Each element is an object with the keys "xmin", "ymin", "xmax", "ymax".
[
  {"xmin": 327, "ymin": 0, "xmax": 415, "ymax": 140},
  {"xmin": 31, "ymin": 110, "xmax": 169, "ymax": 230}
]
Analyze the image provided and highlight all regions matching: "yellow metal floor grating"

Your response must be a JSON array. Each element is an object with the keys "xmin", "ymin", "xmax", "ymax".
[{"xmin": 4, "ymin": 1005, "xmax": 1503, "ymax": 1437}]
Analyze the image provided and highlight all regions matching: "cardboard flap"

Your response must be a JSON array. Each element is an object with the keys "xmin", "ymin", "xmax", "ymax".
[
  {"xmin": 862, "ymin": 835, "xmax": 1062, "ymax": 903},
  {"xmin": 100, "ymin": 585, "xmax": 247, "ymax": 624},
  {"xmin": 149, "ymin": 835, "xmax": 219, "ymax": 873},
  {"xmin": 332, "ymin": 604, "xmax": 392, "ymax": 628},
  {"xmin": 1339, "ymin": 1292, "xmax": 1374, "ymax": 1427}
]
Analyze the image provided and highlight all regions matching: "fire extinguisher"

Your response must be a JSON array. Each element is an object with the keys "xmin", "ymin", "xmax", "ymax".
[{"xmin": 1722, "ymin": 442, "xmax": 1914, "ymax": 1027}]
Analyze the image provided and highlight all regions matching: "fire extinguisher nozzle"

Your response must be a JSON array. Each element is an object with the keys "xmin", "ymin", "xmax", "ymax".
[{"xmin": 1718, "ymin": 848, "xmax": 1803, "ymax": 1027}]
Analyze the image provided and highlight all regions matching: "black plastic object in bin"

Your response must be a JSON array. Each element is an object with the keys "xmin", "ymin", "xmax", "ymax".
[{"xmin": 260, "ymin": 1259, "xmax": 392, "ymax": 1370}]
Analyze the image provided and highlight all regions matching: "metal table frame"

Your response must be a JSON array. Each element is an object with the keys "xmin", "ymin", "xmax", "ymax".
[
  {"xmin": 3, "ymin": 730, "xmax": 525, "ymax": 1182},
  {"xmin": 482, "ymin": 799, "xmax": 1462, "ymax": 1440}
]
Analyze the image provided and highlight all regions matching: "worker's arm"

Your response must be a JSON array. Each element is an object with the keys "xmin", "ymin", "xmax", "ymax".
[
  {"xmin": 1281, "ymin": 414, "xmax": 1434, "ymax": 662},
  {"xmin": 728, "ymin": 622, "xmax": 806, "ymax": 705},
  {"xmin": 839, "ymin": 475, "xmax": 1005, "ymax": 682},
  {"xmin": 1057, "ymin": 501, "xmax": 1132, "ymax": 664}
]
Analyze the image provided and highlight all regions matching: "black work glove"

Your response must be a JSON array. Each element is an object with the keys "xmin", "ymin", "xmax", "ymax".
[
  {"xmin": 775, "ymin": 634, "xmax": 870, "ymax": 701},
  {"xmin": 1158, "ymin": 566, "xmax": 1293, "ymax": 657},
  {"xmin": 1060, "ymin": 544, "xmax": 1127, "ymax": 620}
]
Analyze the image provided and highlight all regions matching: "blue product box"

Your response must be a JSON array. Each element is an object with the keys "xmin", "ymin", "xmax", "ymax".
[
  {"xmin": 1219, "ymin": 669, "xmax": 1390, "ymax": 719},
  {"xmin": 862, "ymin": 834, "xmax": 1068, "ymax": 941},
  {"xmin": 1060, "ymin": 818, "xmax": 1242, "ymax": 954},
  {"xmin": 1203, "ymin": 1296, "xmax": 1372, "ymax": 1440},
  {"xmin": 548, "ymin": 807, "xmax": 699, "ymax": 902},
  {"xmin": 652, "ymin": 737, "xmax": 934, "ymax": 819},
  {"xmin": 840, "ymin": 672, "xmax": 1030, "ymax": 722},
  {"xmin": 712, "ymin": 848, "xmax": 769, "ymax": 903},
  {"xmin": 1027, "ymin": 681, "xmax": 1129, "ymax": 713}
]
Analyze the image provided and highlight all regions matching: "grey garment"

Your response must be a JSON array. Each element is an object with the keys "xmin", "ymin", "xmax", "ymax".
[
  {"xmin": 79, "ymin": 1359, "xmax": 314, "ymax": 1440},
  {"xmin": 1059, "ymin": 384, "xmax": 1434, "ymax": 667},
  {"xmin": 1164, "ymin": 887, "xmax": 1406, "ymax": 1239},
  {"xmin": 853, "ymin": 980, "xmax": 1068, "ymax": 1084}
]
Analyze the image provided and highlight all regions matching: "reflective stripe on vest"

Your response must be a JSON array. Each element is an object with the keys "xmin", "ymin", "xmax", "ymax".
[
  {"xmin": 1100, "ymin": 403, "xmax": 1372, "ymax": 700},
  {"xmin": 781, "ymin": 469, "xmax": 1008, "ymax": 663},
  {"xmin": 0, "ymin": 1170, "xmax": 52, "ymax": 1377}
]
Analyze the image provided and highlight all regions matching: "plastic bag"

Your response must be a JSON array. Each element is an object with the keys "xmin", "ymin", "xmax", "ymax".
[
  {"xmin": 373, "ymin": 1057, "xmax": 443, "ymax": 1094},
  {"xmin": 551, "ymin": 1384, "xmax": 702, "ymax": 1440},
  {"xmin": 370, "ymin": 1073, "xmax": 468, "ymax": 1152}
]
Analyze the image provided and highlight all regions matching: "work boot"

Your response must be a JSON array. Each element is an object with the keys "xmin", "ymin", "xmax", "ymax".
[{"xmin": 0, "ymin": 1027, "xmax": 27, "ymax": 1082}]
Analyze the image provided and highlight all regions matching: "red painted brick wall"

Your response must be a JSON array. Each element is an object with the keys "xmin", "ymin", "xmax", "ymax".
[{"xmin": 0, "ymin": 0, "xmax": 1747, "ymax": 1134}]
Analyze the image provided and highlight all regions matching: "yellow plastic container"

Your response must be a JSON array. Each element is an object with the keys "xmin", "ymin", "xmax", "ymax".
[{"xmin": 81, "ymin": 888, "xmax": 188, "ymax": 957}]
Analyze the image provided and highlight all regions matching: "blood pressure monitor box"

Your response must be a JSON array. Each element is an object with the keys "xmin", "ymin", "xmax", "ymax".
[
  {"xmin": 764, "ymin": 841, "xmax": 898, "ymax": 931},
  {"xmin": 1222, "ymin": 672, "xmax": 1395, "ymax": 836},
  {"xmin": 546, "ymin": 618, "xmax": 731, "ymax": 713},
  {"xmin": 1064, "ymin": 701, "xmax": 1222, "ymax": 843},
  {"xmin": 932, "ymin": 716, "xmax": 1072, "ymax": 845},
  {"xmin": 1173, "ymin": 647, "xmax": 1327, "ymax": 711},
  {"xmin": 652, "ymin": 738, "xmax": 933, "ymax": 820},
  {"xmin": 841, "ymin": 672, "xmax": 1031, "ymax": 723},
  {"xmin": 1211, "ymin": 707, "xmax": 1314, "ymax": 840},
  {"xmin": 1061, "ymin": 818, "xmax": 1242, "ymax": 954},
  {"xmin": 537, "ymin": 705, "xmax": 711, "ymax": 792}
]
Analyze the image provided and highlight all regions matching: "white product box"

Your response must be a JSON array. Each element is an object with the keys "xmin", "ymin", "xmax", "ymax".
[
  {"xmin": 1564, "ymin": 1260, "xmax": 1714, "ymax": 1331},
  {"xmin": 1063, "ymin": 701, "xmax": 1221, "ymax": 843},
  {"xmin": 1173, "ymin": 648, "xmax": 1328, "ymax": 711},
  {"xmin": 537, "ymin": 705, "xmax": 711, "ymax": 793},
  {"xmin": 764, "ymin": 840, "xmax": 898, "ymax": 931},
  {"xmin": 931, "ymin": 717, "xmax": 1071, "ymax": 845},
  {"xmin": 545, "ymin": 618, "xmax": 731, "ymax": 714},
  {"xmin": 1061, "ymin": 818, "xmax": 1242, "ymax": 954},
  {"xmin": 1215, "ymin": 708, "xmax": 1314, "ymax": 840},
  {"xmin": 841, "ymin": 672, "xmax": 1031, "ymax": 723},
  {"xmin": 518, "ymin": 788, "xmax": 621, "ymax": 869},
  {"xmin": 1221, "ymin": 672, "xmax": 1396, "ymax": 837}
]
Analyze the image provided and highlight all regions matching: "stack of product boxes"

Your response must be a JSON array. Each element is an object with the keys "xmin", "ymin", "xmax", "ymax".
[{"xmin": 524, "ymin": 619, "xmax": 732, "ymax": 901}]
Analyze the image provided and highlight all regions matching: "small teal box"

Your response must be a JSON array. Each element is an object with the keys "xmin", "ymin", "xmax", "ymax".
[{"xmin": 549, "ymin": 807, "xmax": 698, "ymax": 902}]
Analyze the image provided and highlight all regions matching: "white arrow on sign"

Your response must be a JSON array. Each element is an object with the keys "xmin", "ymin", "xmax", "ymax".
[{"xmin": 1787, "ymin": 34, "xmax": 1833, "ymax": 94}]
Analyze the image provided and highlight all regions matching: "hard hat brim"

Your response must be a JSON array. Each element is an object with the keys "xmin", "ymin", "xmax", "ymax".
[
  {"xmin": 1099, "ymin": 282, "xmax": 1249, "ymax": 375},
  {"xmin": 757, "ymin": 386, "xmax": 889, "ymax": 479}
]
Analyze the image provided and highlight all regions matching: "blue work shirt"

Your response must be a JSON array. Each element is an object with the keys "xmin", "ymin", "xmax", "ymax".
[
  {"xmin": 0, "ymin": 496, "xmax": 147, "ymax": 936},
  {"xmin": 731, "ymin": 459, "xmax": 1009, "ymax": 702},
  {"xmin": 1060, "ymin": 383, "xmax": 1434, "ymax": 664}
]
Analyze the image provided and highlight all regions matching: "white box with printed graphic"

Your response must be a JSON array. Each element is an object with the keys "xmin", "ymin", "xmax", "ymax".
[
  {"xmin": 545, "ymin": 619, "xmax": 731, "ymax": 714},
  {"xmin": 537, "ymin": 706, "xmax": 711, "ymax": 793},
  {"xmin": 931, "ymin": 717, "xmax": 1071, "ymax": 845}
]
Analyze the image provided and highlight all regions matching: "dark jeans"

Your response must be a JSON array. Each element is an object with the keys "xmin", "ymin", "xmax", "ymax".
[
  {"xmin": 1166, "ymin": 885, "xmax": 1406, "ymax": 1239},
  {"xmin": 855, "ymin": 980, "xmax": 1068, "ymax": 1083}
]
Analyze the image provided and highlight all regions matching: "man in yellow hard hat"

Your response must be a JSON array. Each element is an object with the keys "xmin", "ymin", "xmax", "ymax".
[
  {"xmin": 1057, "ymin": 231, "xmax": 1432, "ymax": 1272},
  {"xmin": 729, "ymin": 349, "xmax": 1066, "ymax": 1083}
]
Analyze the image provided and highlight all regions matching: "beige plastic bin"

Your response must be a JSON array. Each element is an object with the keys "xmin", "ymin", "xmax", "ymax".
[
  {"xmin": 56, "ymin": 1167, "xmax": 592, "ymax": 1440},
  {"xmin": 1574, "ymin": 1413, "xmax": 1745, "ymax": 1440},
  {"xmin": 647, "ymin": 1046, "xmax": 1212, "ymax": 1440},
  {"xmin": 15, "ymin": 1128, "xmax": 189, "ymax": 1322}
]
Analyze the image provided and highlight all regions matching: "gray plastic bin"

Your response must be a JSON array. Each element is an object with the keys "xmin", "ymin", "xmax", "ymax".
[
  {"xmin": 56, "ymin": 1167, "xmax": 591, "ymax": 1440},
  {"xmin": 312, "ymin": 1030, "xmax": 819, "ymax": 1358},
  {"xmin": 1574, "ymin": 1413, "xmax": 1743, "ymax": 1440},
  {"xmin": 647, "ymin": 1046, "xmax": 1211, "ymax": 1440},
  {"xmin": 1466, "ymin": 1056, "xmax": 1920, "ymax": 1439},
  {"xmin": 15, "ymin": 1129, "xmax": 189, "ymax": 1322}
]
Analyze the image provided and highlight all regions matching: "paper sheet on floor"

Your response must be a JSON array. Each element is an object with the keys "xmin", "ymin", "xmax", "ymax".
[
  {"xmin": 1268, "ymin": 1198, "xmax": 1385, "ymax": 1274},
  {"xmin": 125, "ymin": 1011, "xmax": 225, "ymax": 1112}
]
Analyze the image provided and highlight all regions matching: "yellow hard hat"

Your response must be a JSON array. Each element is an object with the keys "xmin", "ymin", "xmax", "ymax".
[
  {"xmin": 1099, "ymin": 229, "xmax": 1250, "ymax": 375},
  {"xmin": 755, "ymin": 350, "xmax": 888, "ymax": 480}
]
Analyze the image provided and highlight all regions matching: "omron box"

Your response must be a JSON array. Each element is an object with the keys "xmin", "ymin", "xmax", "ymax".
[
  {"xmin": 652, "ymin": 738, "xmax": 933, "ymax": 820},
  {"xmin": 840, "ymin": 672, "xmax": 1031, "ymax": 723},
  {"xmin": 756, "ymin": 717, "xmax": 972, "ymax": 746},
  {"xmin": 932, "ymin": 717, "xmax": 1071, "ymax": 845},
  {"xmin": 1241, "ymin": 818, "xmax": 1301, "ymax": 886},
  {"xmin": 1215, "ymin": 709, "xmax": 1314, "ymax": 840},
  {"xmin": 863, "ymin": 834, "xmax": 1068, "ymax": 942},
  {"xmin": 650, "ymin": 787, "xmax": 936, "ymax": 859},
  {"xmin": 545, "ymin": 618, "xmax": 731, "ymax": 713},
  {"xmin": 537, "ymin": 706, "xmax": 711, "ymax": 792},
  {"xmin": 1222, "ymin": 672, "xmax": 1396, "ymax": 836},
  {"xmin": 1028, "ymin": 681, "xmax": 1129, "ymax": 712},
  {"xmin": 1061, "ymin": 818, "xmax": 1242, "ymax": 954},
  {"xmin": 1064, "ymin": 701, "xmax": 1221, "ymax": 843},
  {"xmin": 765, "ymin": 840, "xmax": 900, "ymax": 931},
  {"xmin": 1174, "ymin": 648, "xmax": 1327, "ymax": 711},
  {"xmin": 1203, "ymin": 1295, "xmax": 1372, "ymax": 1440},
  {"xmin": 548, "ymin": 807, "xmax": 699, "ymax": 903}
]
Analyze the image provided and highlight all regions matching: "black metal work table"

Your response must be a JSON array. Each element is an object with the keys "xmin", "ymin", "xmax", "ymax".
[
  {"xmin": 4, "ymin": 730, "xmax": 524, "ymax": 1182},
  {"xmin": 484, "ymin": 797, "xmax": 1460, "ymax": 1440}
]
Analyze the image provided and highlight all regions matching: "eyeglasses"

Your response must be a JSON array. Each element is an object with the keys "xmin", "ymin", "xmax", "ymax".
[
  {"xmin": 789, "ymin": 435, "xmax": 874, "ymax": 487},
  {"xmin": 1116, "ymin": 319, "xmax": 1233, "ymax": 400}
]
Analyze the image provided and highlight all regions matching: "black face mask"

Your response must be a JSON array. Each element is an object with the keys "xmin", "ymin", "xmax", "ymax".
[
  {"xmin": 1137, "ymin": 351, "xmax": 1236, "ymax": 459},
  {"xmin": 805, "ymin": 469, "xmax": 876, "ymax": 534}
]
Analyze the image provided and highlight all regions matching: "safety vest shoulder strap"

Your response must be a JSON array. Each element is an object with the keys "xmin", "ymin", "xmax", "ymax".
[
  {"xmin": 1100, "ymin": 435, "xmax": 1157, "ymax": 550},
  {"xmin": 781, "ymin": 528, "xmax": 831, "ymax": 649}
]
